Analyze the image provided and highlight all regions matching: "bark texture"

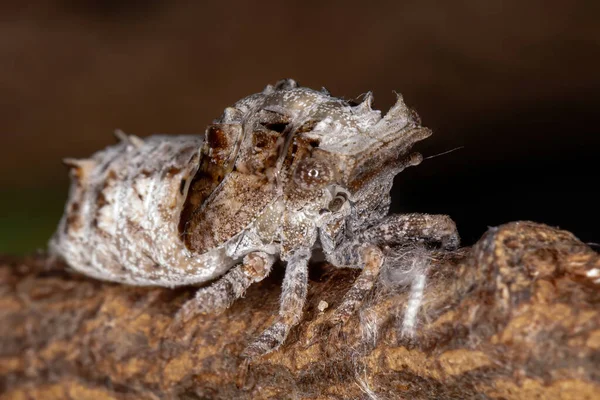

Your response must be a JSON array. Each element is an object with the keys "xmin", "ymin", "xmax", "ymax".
[{"xmin": 1, "ymin": 222, "xmax": 599, "ymax": 399}]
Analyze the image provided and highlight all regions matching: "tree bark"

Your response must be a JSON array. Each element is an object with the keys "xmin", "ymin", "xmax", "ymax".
[{"xmin": 1, "ymin": 222, "xmax": 599, "ymax": 399}]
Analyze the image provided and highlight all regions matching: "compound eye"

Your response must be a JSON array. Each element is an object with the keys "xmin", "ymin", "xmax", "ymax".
[{"xmin": 293, "ymin": 158, "xmax": 333, "ymax": 190}]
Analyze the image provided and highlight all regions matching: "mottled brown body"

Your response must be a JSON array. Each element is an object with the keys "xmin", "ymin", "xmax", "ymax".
[{"xmin": 50, "ymin": 79, "xmax": 461, "ymax": 356}]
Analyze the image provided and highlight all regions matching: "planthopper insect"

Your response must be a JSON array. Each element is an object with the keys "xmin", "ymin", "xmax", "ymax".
[{"xmin": 50, "ymin": 79, "xmax": 459, "ymax": 357}]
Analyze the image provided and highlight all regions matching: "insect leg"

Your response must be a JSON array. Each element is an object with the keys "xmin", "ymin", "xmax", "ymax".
[
  {"xmin": 325, "ymin": 213, "xmax": 459, "ymax": 325},
  {"xmin": 357, "ymin": 213, "xmax": 460, "ymax": 250},
  {"xmin": 243, "ymin": 248, "xmax": 311, "ymax": 358},
  {"xmin": 326, "ymin": 244, "xmax": 384, "ymax": 325},
  {"xmin": 176, "ymin": 251, "xmax": 275, "ymax": 324}
]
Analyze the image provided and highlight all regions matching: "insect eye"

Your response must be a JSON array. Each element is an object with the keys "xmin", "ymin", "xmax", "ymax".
[{"xmin": 293, "ymin": 158, "xmax": 333, "ymax": 190}]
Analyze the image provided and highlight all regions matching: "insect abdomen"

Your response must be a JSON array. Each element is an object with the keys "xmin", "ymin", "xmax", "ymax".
[{"xmin": 50, "ymin": 135, "xmax": 235, "ymax": 287}]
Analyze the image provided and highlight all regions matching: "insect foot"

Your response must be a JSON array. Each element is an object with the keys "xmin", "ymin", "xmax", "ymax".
[{"xmin": 49, "ymin": 78, "xmax": 459, "ymax": 359}]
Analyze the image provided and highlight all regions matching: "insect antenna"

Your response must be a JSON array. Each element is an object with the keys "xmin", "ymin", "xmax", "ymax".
[{"xmin": 423, "ymin": 146, "xmax": 464, "ymax": 160}]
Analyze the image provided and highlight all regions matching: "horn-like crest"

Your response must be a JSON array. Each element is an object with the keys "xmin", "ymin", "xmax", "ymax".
[
  {"xmin": 274, "ymin": 78, "xmax": 298, "ymax": 91},
  {"xmin": 63, "ymin": 158, "xmax": 86, "ymax": 169},
  {"xmin": 63, "ymin": 158, "xmax": 96, "ymax": 180},
  {"xmin": 381, "ymin": 92, "xmax": 413, "ymax": 127},
  {"xmin": 221, "ymin": 107, "xmax": 242, "ymax": 123},
  {"xmin": 369, "ymin": 92, "xmax": 431, "ymax": 147},
  {"xmin": 354, "ymin": 92, "xmax": 374, "ymax": 114},
  {"xmin": 262, "ymin": 84, "xmax": 275, "ymax": 94},
  {"xmin": 114, "ymin": 129, "xmax": 144, "ymax": 149}
]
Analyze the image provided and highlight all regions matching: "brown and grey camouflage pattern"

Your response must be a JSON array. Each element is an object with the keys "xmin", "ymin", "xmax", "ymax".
[{"xmin": 49, "ymin": 79, "xmax": 459, "ymax": 356}]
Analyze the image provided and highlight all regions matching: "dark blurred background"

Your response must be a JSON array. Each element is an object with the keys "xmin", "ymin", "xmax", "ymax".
[{"xmin": 1, "ymin": 0, "xmax": 598, "ymax": 254}]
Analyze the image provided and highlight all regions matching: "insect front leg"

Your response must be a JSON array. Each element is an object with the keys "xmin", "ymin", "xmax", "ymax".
[
  {"xmin": 176, "ymin": 251, "xmax": 275, "ymax": 325},
  {"xmin": 324, "ymin": 213, "xmax": 459, "ymax": 325},
  {"xmin": 242, "ymin": 248, "xmax": 311, "ymax": 358},
  {"xmin": 357, "ymin": 213, "xmax": 460, "ymax": 251}
]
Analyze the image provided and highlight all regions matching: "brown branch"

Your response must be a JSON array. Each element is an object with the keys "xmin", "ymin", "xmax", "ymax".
[{"xmin": 1, "ymin": 222, "xmax": 599, "ymax": 399}]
